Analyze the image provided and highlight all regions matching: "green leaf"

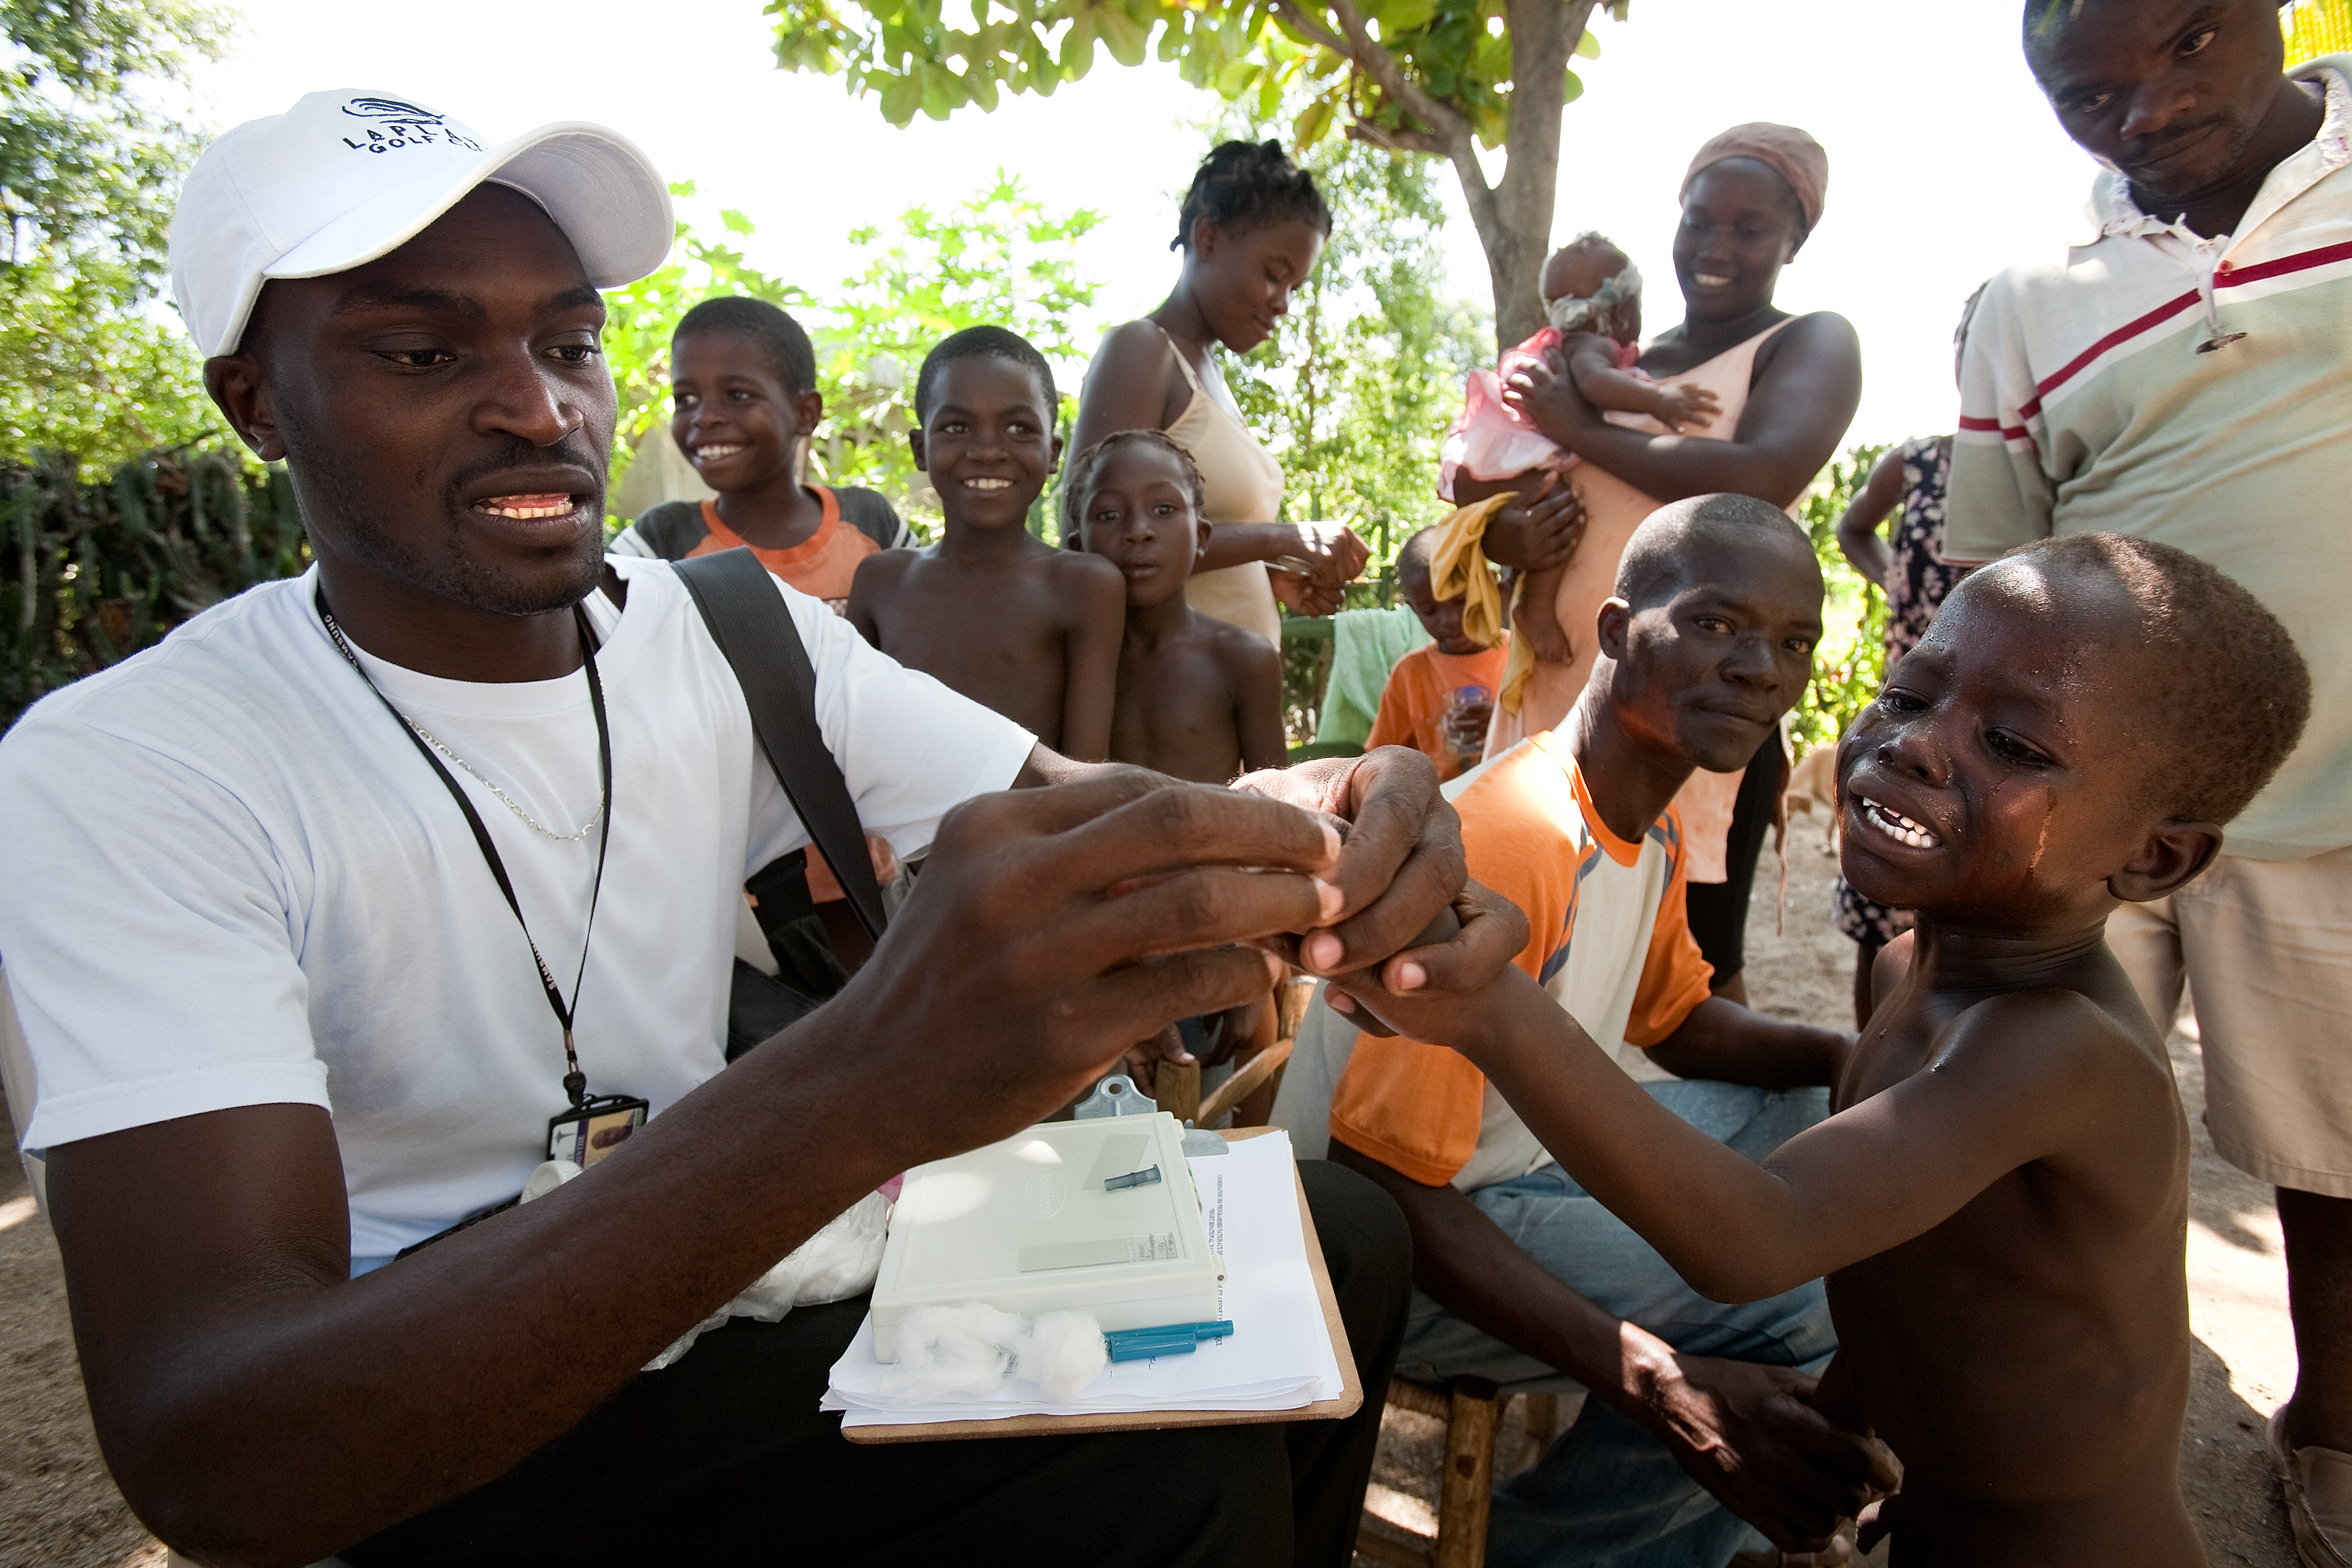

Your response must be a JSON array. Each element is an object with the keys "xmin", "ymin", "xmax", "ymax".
[
  {"xmin": 1294, "ymin": 94, "xmax": 1335, "ymax": 147},
  {"xmin": 1097, "ymin": 6, "xmax": 1149, "ymax": 67},
  {"xmin": 1575, "ymin": 27, "xmax": 1600, "ymax": 59},
  {"xmin": 879, "ymin": 71, "xmax": 924, "ymax": 123},
  {"xmin": 1255, "ymin": 65, "xmax": 1285, "ymax": 121},
  {"xmin": 1560, "ymin": 67, "xmax": 1582, "ymax": 103}
]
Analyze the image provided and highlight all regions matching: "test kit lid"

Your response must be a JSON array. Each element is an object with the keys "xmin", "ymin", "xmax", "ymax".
[{"xmin": 169, "ymin": 89, "xmax": 673, "ymax": 357}]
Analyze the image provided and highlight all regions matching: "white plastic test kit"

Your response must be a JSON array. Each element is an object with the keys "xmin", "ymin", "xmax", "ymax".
[{"xmin": 871, "ymin": 1112, "xmax": 1221, "ymax": 1361}]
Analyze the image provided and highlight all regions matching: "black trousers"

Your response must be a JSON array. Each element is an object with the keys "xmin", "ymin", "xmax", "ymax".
[
  {"xmin": 344, "ymin": 1160, "xmax": 1410, "ymax": 1568},
  {"xmin": 1684, "ymin": 731, "xmax": 1788, "ymax": 982}
]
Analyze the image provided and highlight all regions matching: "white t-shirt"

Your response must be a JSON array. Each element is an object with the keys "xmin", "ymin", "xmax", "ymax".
[{"xmin": 0, "ymin": 557, "xmax": 1033, "ymax": 1272}]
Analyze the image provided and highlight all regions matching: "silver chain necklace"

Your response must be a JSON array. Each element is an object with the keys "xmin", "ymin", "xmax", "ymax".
[
  {"xmin": 401, "ymin": 720, "xmax": 603, "ymax": 843},
  {"xmin": 319, "ymin": 610, "xmax": 604, "ymax": 844}
]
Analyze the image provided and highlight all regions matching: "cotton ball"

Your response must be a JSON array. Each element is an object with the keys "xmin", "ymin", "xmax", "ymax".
[
  {"xmin": 880, "ymin": 1302, "xmax": 1029, "ymax": 1398},
  {"xmin": 518, "ymin": 1159, "xmax": 581, "ymax": 1203},
  {"xmin": 1017, "ymin": 1310, "xmax": 1108, "ymax": 1403}
]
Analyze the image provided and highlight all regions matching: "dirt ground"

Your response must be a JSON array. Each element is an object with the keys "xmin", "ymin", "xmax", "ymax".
[{"xmin": 0, "ymin": 809, "xmax": 2303, "ymax": 1567}]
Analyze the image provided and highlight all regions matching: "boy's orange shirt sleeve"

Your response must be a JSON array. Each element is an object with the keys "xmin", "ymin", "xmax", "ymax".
[
  {"xmin": 1624, "ymin": 804, "xmax": 1716, "ymax": 1048},
  {"xmin": 1327, "ymin": 751, "xmax": 1569, "ymax": 1186}
]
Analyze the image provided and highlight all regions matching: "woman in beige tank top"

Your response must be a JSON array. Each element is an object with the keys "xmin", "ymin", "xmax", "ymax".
[
  {"xmin": 1073, "ymin": 140, "xmax": 1369, "ymax": 646},
  {"xmin": 1504, "ymin": 125, "xmax": 1863, "ymax": 998}
]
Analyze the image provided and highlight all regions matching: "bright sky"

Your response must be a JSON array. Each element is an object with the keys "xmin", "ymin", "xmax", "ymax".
[{"xmin": 188, "ymin": 0, "xmax": 2100, "ymax": 452}]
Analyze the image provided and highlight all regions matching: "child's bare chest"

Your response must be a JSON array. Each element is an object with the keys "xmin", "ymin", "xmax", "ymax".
[
  {"xmin": 1828, "ymin": 1014, "xmax": 2193, "ymax": 1509},
  {"xmin": 1112, "ymin": 643, "xmax": 1240, "ymax": 782},
  {"xmin": 884, "ymin": 566, "xmax": 1071, "ymax": 669}
]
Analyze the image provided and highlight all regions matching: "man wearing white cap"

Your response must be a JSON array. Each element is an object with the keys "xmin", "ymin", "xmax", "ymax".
[{"xmin": 0, "ymin": 89, "xmax": 1507, "ymax": 1566}]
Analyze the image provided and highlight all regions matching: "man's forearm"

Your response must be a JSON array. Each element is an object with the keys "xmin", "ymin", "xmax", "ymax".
[
  {"xmin": 53, "ymin": 1004, "xmax": 915, "ymax": 1568},
  {"xmin": 1324, "ymin": 1138, "xmax": 1679, "ymax": 1424},
  {"xmin": 1645, "ymin": 996, "xmax": 1847, "ymax": 1089}
]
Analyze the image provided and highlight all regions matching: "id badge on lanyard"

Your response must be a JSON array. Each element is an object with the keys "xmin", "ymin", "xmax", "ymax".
[
  {"xmin": 320, "ymin": 590, "xmax": 648, "ymax": 1174},
  {"xmin": 548, "ymin": 1094, "xmax": 651, "ymax": 1167}
]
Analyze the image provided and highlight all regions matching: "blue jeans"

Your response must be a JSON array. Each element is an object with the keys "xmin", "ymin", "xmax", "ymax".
[{"xmin": 1394, "ymin": 1080, "xmax": 1836, "ymax": 1568}]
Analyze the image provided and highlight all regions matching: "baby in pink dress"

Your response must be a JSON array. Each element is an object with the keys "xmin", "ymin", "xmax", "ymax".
[{"xmin": 1439, "ymin": 234, "xmax": 1719, "ymax": 664}]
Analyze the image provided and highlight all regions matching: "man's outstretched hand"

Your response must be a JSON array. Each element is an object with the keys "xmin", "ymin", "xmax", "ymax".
[
  {"xmin": 1234, "ymin": 748, "xmax": 1525, "ymax": 1033},
  {"xmin": 843, "ymin": 773, "xmax": 1344, "ymax": 1159},
  {"xmin": 1640, "ymin": 1349, "xmax": 1900, "ymax": 1553}
]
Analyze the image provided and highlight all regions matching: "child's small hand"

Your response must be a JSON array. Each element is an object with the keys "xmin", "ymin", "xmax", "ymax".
[
  {"xmin": 1515, "ymin": 604, "xmax": 1574, "ymax": 666},
  {"xmin": 1323, "ymin": 880, "xmax": 1532, "ymax": 1051},
  {"xmin": 1653, "ymin": 383, "xmax": 1721, "ymax": 432}
]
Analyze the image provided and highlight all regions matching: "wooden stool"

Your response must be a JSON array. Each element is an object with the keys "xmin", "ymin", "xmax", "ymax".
[{"xmin": 1356, "ymin": 1377, "xmax": 1571, "ymax": 1568}]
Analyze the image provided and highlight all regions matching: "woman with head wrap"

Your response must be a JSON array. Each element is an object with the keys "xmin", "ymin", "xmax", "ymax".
[{"xmin": 1498, "ymin": 122, "xmax": 1863, "ymax": 1002}]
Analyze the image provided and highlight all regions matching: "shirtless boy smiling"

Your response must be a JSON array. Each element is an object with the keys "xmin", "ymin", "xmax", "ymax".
[
  {"xmin": 1334, "ymin": 532, "xmax": 2310, "ymax": 1563},
  {"xmin": 848, "ymin": 327, "xmax": 1124, "ymax": 759}
]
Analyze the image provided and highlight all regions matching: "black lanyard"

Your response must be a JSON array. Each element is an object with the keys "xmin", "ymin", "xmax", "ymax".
[{"xmin": 316, "ymin": 586, "xmax": 615, "ymax": 1109}]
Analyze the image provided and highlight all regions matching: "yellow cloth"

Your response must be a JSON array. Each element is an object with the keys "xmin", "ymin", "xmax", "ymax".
[{"xmin": 1427, "ymin": 492, "xmax": 1539, "ymax": 717}]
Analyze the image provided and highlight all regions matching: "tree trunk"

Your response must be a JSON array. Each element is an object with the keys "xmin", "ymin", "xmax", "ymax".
[{"xmin": 1449, "ymin": 0, "xmax": 1592, "ymax": 351}]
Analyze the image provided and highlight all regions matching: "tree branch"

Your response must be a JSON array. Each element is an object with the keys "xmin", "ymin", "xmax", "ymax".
[
  {"xmin": 1343, "ymin": 121, "xmax": 1448, "ymax": 158},
  {"xmin": 1319, "ymin": 0, "xmax": 1474, "ymax": 152}
]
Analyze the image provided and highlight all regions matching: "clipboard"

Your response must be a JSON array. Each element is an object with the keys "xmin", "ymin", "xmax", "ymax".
[{"xmin": 841, "ymin": 1127, "xmax": 1363, "ymax": 1443}]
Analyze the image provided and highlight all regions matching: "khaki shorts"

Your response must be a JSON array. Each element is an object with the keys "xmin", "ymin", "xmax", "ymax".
[{"xmin": 2107, "ymin": 844, "xmax": 2352, "ymax": 1197}]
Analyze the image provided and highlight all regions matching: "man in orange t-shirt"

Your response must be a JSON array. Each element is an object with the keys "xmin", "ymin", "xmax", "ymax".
[
  {"xmin": 1365, "ymin": 529, "xmax": 1508, "ymax": 781},
  {"xmin": 1321, "ymin": 497, "xmax": 1882, "ymax": 1564}
]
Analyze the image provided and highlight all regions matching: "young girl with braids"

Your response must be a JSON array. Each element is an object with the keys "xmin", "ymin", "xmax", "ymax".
[
  {"xmin": 1068, "ymin": 429, "xmax": 1286, "ymax": 784},
  {"xmin": 1072, "ymin": 139, "xmax": 1367, "ymax": 647}
]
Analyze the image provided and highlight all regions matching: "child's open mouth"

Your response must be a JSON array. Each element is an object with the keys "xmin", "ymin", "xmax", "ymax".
[
  {"xmin": 962, "ymin": 477, "xmax": 1014, "ymax": 492},
  {"xmin": 691, "ymin": 444, "xmax": 743, "ymax": 463},
  {"xmin": 1859, "ymin": 796, "xmax": 1943, "ymax": 851}
]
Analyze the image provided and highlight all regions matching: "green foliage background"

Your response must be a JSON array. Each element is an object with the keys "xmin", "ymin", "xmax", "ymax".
[
  {"xmin": 1789, "ymin": 444, "xmax": 1891, "ymax": 758},
  {"xmin": 3, "ymin": 448, "xmax": 307, "ymax": 728},
  {"xmin": 601, "ymin": 174, "xmax": 1103, "ymax": 537},
  {"xmin": 2, "ymin": 0, "xmax": 230, "ymax": 467}
]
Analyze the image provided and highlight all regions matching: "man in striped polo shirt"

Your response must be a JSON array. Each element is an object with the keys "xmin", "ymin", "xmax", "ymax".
[{"xmin": 1949, "ymin": 4, "xmax": 2352, "ymax": 1560}]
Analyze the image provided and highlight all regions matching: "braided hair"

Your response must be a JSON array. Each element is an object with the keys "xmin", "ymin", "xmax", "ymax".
[
  {"xmin": 1171, "ymin": 140, "xmax": 1333, "ymax": 252},
  {"xmin": 1063, "ymin": 429, "xmax": 1208, "ymax": 541}
]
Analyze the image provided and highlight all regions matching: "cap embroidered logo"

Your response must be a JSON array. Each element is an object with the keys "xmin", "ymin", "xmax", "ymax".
[{"xmin": 337, "ymin": 96, "xmax": 483, "ymax": 155}]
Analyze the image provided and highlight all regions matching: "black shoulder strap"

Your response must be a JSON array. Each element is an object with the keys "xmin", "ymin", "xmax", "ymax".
[{"xmin": 671, "ymin": 550, "xmax": 888, "ymax": 941}]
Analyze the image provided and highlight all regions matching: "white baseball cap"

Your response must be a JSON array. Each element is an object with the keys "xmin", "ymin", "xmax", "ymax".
[{"xmin": 169, "ymin": 89, "xmax": 673, "ymax": 358}]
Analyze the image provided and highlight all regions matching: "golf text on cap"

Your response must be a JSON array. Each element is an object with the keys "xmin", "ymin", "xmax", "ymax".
[{"xmin": 336, "ymin": 98, "xmax": 483, "ymax": 156}]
